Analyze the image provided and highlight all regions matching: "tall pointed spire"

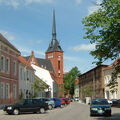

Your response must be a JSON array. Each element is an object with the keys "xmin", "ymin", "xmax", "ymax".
[
  {"xmin": 52, "ymin": 9, "xmax": 56, "ymax": 40},
  {"xmin": 46, "ymin": 10, "xmax": 63, "ymax": 53}
]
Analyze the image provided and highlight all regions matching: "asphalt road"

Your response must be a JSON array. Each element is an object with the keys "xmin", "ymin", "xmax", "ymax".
[{"xmin": 0, "ymin": 102, "xmax": 120, "ymax": 120}]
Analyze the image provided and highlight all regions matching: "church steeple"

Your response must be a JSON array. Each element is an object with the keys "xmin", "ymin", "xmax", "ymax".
[
  {"xmin": 52, "ymin": 10, "xmax": 56, "ymax": 40},
  {"xmin": 46, "ymin": 10, "xmax": 63, "ymax": 53}
]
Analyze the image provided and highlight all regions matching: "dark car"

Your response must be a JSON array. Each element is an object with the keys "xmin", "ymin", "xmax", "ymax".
[
  {"xmin": 3, "ymin": 99, "xmax": 48, "ymax": 115},
  {"xmin": 90, "ymin": 98, "xmax": 111, "ymax": 117},
  {"xmin": 50, "ymin": 98, "xmax": 64, "ymax": 108},
  {"xmin": 111, "ymin": 99, "xmax": 120, "ymax": 107}
]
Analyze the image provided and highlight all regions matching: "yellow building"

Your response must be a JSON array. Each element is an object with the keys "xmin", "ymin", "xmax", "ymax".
[{"xmin": 104, "ymin": 58, "xmax": 120, "ymax": 99}]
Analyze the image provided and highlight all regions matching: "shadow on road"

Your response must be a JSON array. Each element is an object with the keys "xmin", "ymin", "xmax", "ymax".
[{"xmin": 95, "ymin": 113, "xmax": 120, "ymax": 120}]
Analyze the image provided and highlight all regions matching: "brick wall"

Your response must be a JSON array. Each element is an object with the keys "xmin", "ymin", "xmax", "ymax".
[{"xmin": 0, "ymin": 42, "xmax": 19, "ymax": 105}]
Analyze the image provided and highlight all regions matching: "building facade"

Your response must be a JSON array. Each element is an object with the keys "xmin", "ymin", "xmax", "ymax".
[
  {"xmin": 18, "ymin": 55, "xmax": 34, "ymax": 99},
  {"xmin": 79, "ymin": 65, "xmax": 108, "ymax": 100},
  {"xmin": 24, "ymin": 51, "xmax": 58, "ymax": 98},
  {"xmin": 46, "ymin": 10, "xmax": 64, "ymax": 97},
  {"xmin": 0, "ymin": 34, "xmax": 20, "ymax": 105},
  {"xmin": 104, "ymin": 58, "xmax": 120, "ymax": 99}
]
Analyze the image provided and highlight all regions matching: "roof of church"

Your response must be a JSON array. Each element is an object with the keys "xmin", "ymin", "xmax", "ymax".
[
  {"xmin": 24, "ymin": 56, "xmax": 55, "ymax": 72},
  {"xmin": 0, "ymin": 33, "xmax": 20, "ymax": 53},
  {"xmin": 46, "ymin": 39, "xmax": 63, "ymax": 53},
  {"xmin": 46, "ymin": 10, "xmax": 63, "ymax": 53}
]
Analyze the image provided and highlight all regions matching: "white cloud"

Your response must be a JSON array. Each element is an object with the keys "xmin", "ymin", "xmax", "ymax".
[
  {"xmin": 0, "ymin": 0, "xmax": 20, "ymax": 8},
  {"xmin": 5, "ymin": 0, "xmax": 20, "ymax": 9},
  {"xmin": 64, "ymin": 56, "xmax": 81, "ymax": 62},
  {"xmin": 25, "ymin": 0, "xmax": 53, "ymax": 5},
  {"xmin": 70, "ymin": 43, "xmax": 96, "ymax": 52},
  {"xmin": 88, "ymin": 0, "xmax": 102, "ymax": 15},
  {"xmin": 0, "ymin": 0, "xmax": 53, "ymax": 8},
  {"xmin": 37, "ymin": 40, "xmax": 42, "ymax": 44},
  {"xmin": 0, "ymin": 30, "xmax": 15, "ymax": 41},
  {"xmin": 76, "ymin": 0, "xmax": 82, "ymax": 5},
  {"xmin": 18, "ymin": 47, "xmax": 45, "ymax": 56}
]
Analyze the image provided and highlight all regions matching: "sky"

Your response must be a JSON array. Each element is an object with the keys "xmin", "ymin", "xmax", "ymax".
[{"xmin": 0, "ymin": 0, "xmax": 113, "ymax": 73}]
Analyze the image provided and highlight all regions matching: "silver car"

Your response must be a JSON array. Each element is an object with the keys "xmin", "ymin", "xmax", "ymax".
[{"xmin": 37, "ymin": 98, "xmax": 55, "ymax": 110}]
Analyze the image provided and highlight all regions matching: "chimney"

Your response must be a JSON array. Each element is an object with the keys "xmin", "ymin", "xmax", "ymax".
[{"xmin": 31, "ymin": 51, "xmax": 34, "ymax": 56}]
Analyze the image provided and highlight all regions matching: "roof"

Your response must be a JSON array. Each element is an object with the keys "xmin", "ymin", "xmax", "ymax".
[
  {"xmin": 24, "ymin": 56, "xmax": 55, "ymax": 73},
  {"xmin": 46, "ymin": 39, "xmax": 63, "ymax": 53},
  {"xmin": 111, "ymin": 57, "xmax": 120, "ymax": 65},
  {"xmin": 31, "ymin": 64, "xmax": 53, "ymax": 87},
  {"xmin": 18, "ymin": 56, "xmax": 33, "ymax": 70},
  {"xmin": 46, "ymin": 10, "xmax": 63, "ymax": 53},
  {"xmin": 0, "ymin": 33, "xmax": 20, "ymax": 53},
  {"xmin": 79, "ymin": 65, "xmax": 108, "ymax": 77},
  {"xmin": 103, "ymin": 57, "xmax": 120, "ymax": 71}
]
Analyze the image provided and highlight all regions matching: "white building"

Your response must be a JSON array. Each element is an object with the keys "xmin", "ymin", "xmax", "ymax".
[
  {"xmin": 31, "ymin": 64, "xmax": 54, "ymax": 98},
  {"xmin": 18, "ymin": 56, "xmax": 34, "ymax": 99}
]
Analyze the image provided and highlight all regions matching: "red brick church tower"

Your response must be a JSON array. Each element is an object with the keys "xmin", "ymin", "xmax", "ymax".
[{"xmin": 46, "ymin": 10, "xmax": 64, "ymax": 97}]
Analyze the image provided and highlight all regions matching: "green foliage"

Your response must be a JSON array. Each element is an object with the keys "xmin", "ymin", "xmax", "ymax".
[
  {"xmin": 82, "ymin": 86, "xmax": 93, "ymax": 98},
  {"xmin": 82, "ymin": 0, "xmax": 120, "ymax": 88},
  {"xmin": 64, "ymin": 66, "xmax": 81, "ymax": 96},
  {"xmin": 32, "ymin": 78, "xmax": 48, "ymax": 97},
  {"xmin": 19, "ymin": 91, "xmax": 24, "ymax": 100}
]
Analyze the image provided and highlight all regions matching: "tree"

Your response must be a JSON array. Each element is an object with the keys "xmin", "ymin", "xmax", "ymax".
[
  {"xmin": 82, "ymin": 0, "xmax": 120, "ymax": 88},
  {"xmin": 64, "ymin": 66, "xmax": 81, "ymax": 96},
  {"xmin": 32, "ymin": 77, "xmax": 49, "ymax": 98}
]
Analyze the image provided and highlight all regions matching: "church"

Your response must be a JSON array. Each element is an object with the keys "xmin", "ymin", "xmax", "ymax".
[{"xmin": 24, "ymin": 10, "xmax": 64, "ymax": 97}]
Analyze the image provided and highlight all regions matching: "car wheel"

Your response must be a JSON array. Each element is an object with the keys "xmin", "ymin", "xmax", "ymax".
[
  {"xmin": 48, "ymin": 105, "xmax": 52, "ymax": 110},
  {"xmin": 13, "ymin": 109, "xmax": 19, "ymax": 115},
  {"xmin": 107, "ymin": 113, "xmax": 111, "ymax": 117},
  {"xmin": 40, "ymin": 108, "xmax": 45, "ymax": 114}
]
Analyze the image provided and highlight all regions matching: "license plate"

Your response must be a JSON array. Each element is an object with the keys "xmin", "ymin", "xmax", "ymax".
[{"xmin": 98, "ymin": 110, "xmax": 104, "ymax": 114}]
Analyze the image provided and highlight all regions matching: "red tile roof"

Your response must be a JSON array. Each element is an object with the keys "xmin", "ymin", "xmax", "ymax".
[
  {"xmin": 75, "ymin": 78, "xmax": 79, "ymax": 85},
  {"xmin": 18, "ymin": 55, "xmax": 33, "ymax": 70}
]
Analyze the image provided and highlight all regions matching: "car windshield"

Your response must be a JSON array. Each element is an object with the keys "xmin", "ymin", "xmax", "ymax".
[{"xmin": 91, "ymin": 99, "xmax": 109, "ymax": 105}]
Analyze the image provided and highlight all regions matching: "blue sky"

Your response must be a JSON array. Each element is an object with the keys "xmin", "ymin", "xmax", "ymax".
[{"xmin": 0, "ymin": 0, "xmax": 113, "ymax": 73}]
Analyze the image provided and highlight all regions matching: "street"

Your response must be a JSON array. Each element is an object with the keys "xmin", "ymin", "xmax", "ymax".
[{"xmin": 0, "ymin": 102, "xmax": 120, "ymax": 120}]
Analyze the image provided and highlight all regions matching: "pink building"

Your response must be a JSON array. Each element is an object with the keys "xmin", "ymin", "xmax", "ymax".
[{"xmin": 0, "ymin": 34, "xmax": 20, "ymax": 105}]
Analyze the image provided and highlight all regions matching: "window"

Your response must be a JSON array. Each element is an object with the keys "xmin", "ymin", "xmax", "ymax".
[
  {"xmin": 6, "ymin": 83, "xmax": 10, "ymax": 99},
  {"xmin": 24, "ymin": 71, "xmax": 26, "ymax": 80},
  {"xmin": 1, "ymin": 83, "xmax": 5, "ymax": 99},
  {"xmin": 13, "ymin": 61, "xmax": 16, "ymax": 75},
  {"xmin": 58, "ymin": 61, "xmax": 60, "ymax": 70},
  {"xmin": 6, "ymin": 58, "xmax": 10, "ymax": 73},
  {"xmin": 13, "ymin": 85, "xmax": 16, "ymax": 99},
  {"xmin": 20, "ymin": 67, "xmax": 22, "ymax": 80},
  {"xmin": 58, "ymin": 55, "xmax": 61, "ymax": 60},
  {"xmin": 1, "ymin": 56, "xmax": 5, "ymax": 72}
]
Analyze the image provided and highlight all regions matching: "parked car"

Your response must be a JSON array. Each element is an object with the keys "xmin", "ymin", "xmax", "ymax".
[
  {"xmin": 68, "ymin": 97, "xmax": 73, "ymax": 102},
  {"xmin": 74, "ymin": 97, "xmax": 79, "ymax": 101},
  {"xmin": 60, "ymin": 97, "xmax": 70, "ymax": 105},
  {"xmin": 36, "ymin": 97, "xmax": 55, "ymax": 110},
  {"xmin": 3, "ymin": 99, "xmax": 48, "ymax": 115},
  {"xmin": 90, "ymin": 98, "xmax": 111, "ymax": 117},
  {"xmin": 50, "ymin": 98, "xmax": 64, "ymax": 108},
  {"xmin": 111, "ymin": 99, "xmax": 119, "ymax": 107}
]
